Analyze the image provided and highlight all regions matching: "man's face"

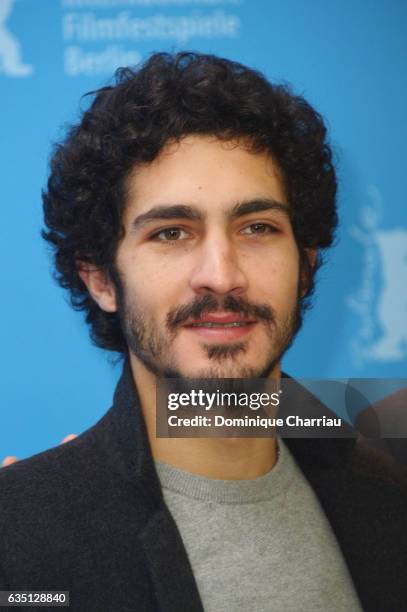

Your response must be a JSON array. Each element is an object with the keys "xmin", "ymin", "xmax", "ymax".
[{"xmin": 112, "ymin": 135, "xmax": 306, "ymax": 379}]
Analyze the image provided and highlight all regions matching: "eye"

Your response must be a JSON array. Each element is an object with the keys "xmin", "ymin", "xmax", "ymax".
[
  {"xmin": 241, "ymin": 223, "xmax": 277, "ymax": 235},
  {"xmin": 151, "ymin": 227, "xmax": 189, "ymax": 242}
]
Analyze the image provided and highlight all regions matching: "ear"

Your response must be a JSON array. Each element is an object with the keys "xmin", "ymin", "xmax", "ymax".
[
  {"xmin": 300, "ymin": 248, "xmax": 318, "ymax": 297},
  {"xmin": 78, "ymin": 264, "xmax": 117, "ymax": 313},
  {"xmin": 305, "ymin": 248, "xmax": 317, "ymax": 268}
]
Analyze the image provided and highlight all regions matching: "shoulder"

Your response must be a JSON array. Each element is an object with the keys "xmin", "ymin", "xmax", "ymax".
[
  {"xmin": 350, "ymin": 437, "xmax": 407, "ymax": 486},
  {"xmin": 0, "ymin": 404, "xmax": 160, "ymax": 596},
  {"xmin": 0, "ymin": 406, "xmax": 120, "ymax": 532},
  {"xmin": 318, "ymin": 439, "xmax": 407, "ymax": 523},
  {"xmin": 0, "ymin": 405, "xmax": 143, "ymax": 585},
  {"xmin": 287, "ymin": 436, "xmax": 407, "ymax": 511}
]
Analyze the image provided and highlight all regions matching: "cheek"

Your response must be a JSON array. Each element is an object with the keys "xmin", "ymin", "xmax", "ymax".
[
  {"xmin": 121, "ymin": 255, "xmax": 189, "ymax": 313},
  {"xmin": 245, "ymin": 245, "xmax": 300, "ymax": 295}
]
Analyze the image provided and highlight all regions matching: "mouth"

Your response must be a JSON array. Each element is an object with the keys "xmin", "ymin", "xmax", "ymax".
[{"xmin": 183, "ymin": 314, "xmax": 257, "ymax": 341}]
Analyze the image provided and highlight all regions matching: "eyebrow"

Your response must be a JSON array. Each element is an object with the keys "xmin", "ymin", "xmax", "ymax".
[
  {"xmin": 130, "ymin": 198, "xmax": 290, "ymax": 232},
  {"xmin": 130, "ymin": 204, "xmax": 202, "ymax": 231},
  {"xmin": 229, "ymin": 198, "xmax": 290, "ymax": 220}
]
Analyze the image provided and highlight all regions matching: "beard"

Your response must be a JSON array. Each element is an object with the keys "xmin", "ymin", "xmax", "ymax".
[{"xmin": 114, "ymin": 282, "xmax": 303, "ymax": 379}]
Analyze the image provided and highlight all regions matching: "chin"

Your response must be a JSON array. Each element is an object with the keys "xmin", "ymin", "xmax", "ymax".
[{"xmin": 175, "ymin": 357, "xmax": 276, "ymax": 380}]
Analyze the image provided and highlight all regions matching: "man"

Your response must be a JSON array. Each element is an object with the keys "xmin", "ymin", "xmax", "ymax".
[{"xmin": 0, "ymin": 52, "xmax": 406, "ymax": 611}]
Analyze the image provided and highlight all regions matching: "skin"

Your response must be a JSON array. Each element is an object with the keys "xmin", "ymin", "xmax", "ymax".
[{"xmin": 3, "ymin": 136, "xmax": 315, "ymax": 478}]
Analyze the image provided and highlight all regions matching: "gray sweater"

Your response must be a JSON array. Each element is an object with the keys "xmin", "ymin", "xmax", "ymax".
[{"xmin": 157, "ymin": 439, "xmax": 362, "ymax": 611}]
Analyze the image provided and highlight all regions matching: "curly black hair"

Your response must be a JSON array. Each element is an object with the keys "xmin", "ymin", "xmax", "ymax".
[{"xmin": 42, "ymin": 51, "xmax": 337, "ymax": 354}]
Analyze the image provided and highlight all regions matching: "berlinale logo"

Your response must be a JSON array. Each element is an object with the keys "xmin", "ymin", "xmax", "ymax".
[
  {"xmin": 0, "ymin": 0, "xmax": 33, "ymax": 77},
  {"xmin": 348, "ymin": 185, "xmax": 407, "ymax": 365}
]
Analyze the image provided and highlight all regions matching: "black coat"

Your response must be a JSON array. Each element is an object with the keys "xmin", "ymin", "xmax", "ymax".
[{"xmin": 1, "ymin": 363, "xmax": 406, "ymax": 612}]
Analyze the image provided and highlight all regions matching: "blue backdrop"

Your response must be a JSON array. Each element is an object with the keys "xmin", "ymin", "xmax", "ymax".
[{"xmin": 1, "ymin": 0, "xmax": 406, "ymax": 459}]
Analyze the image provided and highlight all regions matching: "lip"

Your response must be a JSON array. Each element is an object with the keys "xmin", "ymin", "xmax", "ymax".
[{"xmin": 183, "ymin": 313, "xmax": 257, "ymax": 342}]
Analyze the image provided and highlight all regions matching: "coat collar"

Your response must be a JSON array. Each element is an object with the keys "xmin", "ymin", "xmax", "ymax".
[
  {"xmin": 109, "ymin": 359, "xmax": 204, "ymax": 611},
  {"xmin": 279, "ymin": 373, "xmax": 357, "ymax": 468},
  {"xmin": 110, "ymin": 360, "xmax": 357, "ymax": 483}
]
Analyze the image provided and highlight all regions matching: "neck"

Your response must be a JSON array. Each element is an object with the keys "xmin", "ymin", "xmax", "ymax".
[{"xmin": 129, "ymin": 353, "xmax": 279, "ymax": 480}]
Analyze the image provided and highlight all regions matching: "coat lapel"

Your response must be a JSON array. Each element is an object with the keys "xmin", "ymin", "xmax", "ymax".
[
  {"xmin": 110, "ymin": 361, "xmax": 203, "ymax": 611},
  {"xmin": 138, "ymin": 509, "xmax": 204, "ymax": 612}
]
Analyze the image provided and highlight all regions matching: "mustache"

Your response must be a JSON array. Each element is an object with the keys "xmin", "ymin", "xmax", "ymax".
[{"xmin": 166, "ymin": 294, "xmax": 275, "ymax": 330}]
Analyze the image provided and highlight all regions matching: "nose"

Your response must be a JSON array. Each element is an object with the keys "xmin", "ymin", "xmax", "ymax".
[{"xmin": 189, "ymin": 232, "xmax": 249, "ymax": 296}]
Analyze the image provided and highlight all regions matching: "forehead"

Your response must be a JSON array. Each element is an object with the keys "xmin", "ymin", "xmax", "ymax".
[{"xmin": 123, "ymin": 135, "xmax": 287, "ymax": 222}]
